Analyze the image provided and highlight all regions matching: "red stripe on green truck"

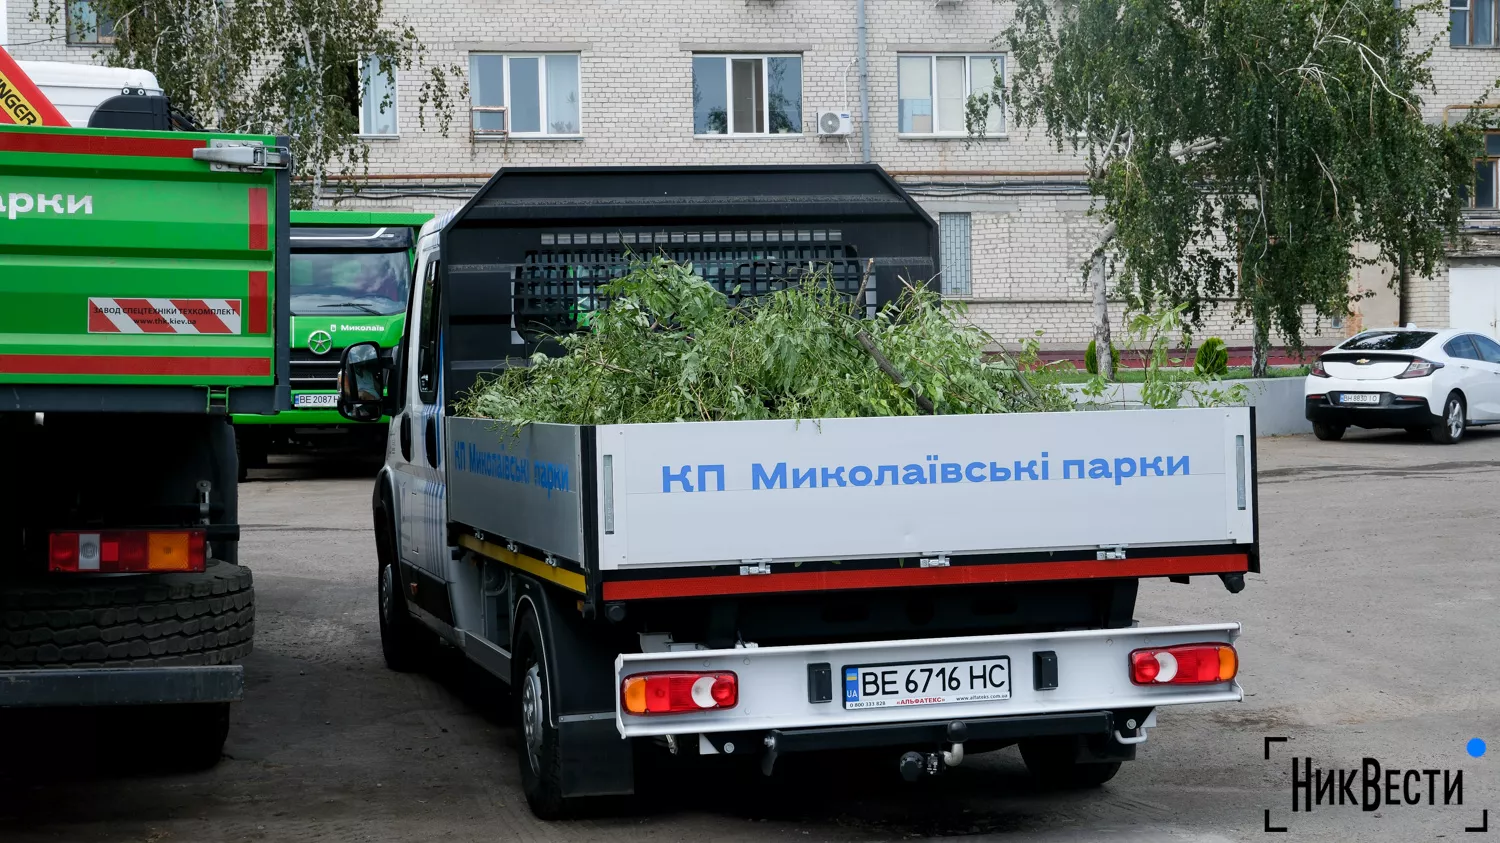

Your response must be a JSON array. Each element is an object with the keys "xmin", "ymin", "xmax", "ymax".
[
  {"xmin": 0, "ymin": 354, "xmax": 269, "ymax": 377},
  {"xmin": 248, "ymin": 188, "xmax": 268, "ymax": 250},
  {"xmin": 248, "ymin": 272, "xmax": 268, "ymax": 334},
  {"xmin": 0, "ymin": 132, "xmax": 204, "ymax": 158}
]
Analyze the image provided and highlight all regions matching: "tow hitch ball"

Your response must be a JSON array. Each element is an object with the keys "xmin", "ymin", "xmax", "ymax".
[{"xmin": 899, "ymin": 721, "xmax": 968, "ymax": 782}]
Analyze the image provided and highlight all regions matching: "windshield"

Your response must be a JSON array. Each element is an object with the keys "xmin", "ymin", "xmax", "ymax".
[
  {"xmin": 290, "ymin": 250, "xmax": 410, "ymax": 316},
  {"xmin": 1337, "ymin": 331, "xmax": 1436, "ymax": 352}
]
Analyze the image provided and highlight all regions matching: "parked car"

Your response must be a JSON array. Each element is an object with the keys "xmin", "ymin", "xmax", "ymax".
[{"xmin": 1305, "ymin": 328, "xmax": 1500, "ymax": 443}]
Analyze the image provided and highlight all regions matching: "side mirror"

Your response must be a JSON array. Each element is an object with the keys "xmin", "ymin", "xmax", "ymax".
[{"xmin": 337, "ymin": 342, "xmax": 387, "ymax": 422}]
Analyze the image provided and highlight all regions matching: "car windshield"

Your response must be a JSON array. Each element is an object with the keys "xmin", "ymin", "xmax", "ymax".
[
  {"xmin": 290, "ymin": 250, "xmax": 410, "ymax": 316},
  {"xmin": 1337, "ymin": 331, "xmax": 1435, "ymax": 352}
]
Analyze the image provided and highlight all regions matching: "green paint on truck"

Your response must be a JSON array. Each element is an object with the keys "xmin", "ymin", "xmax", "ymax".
[{"xmin": 231, "ymin": 210, "xmax": 429, "ymax": 467}]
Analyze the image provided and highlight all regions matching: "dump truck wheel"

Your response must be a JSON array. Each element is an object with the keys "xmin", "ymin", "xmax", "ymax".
[
  {"xmin": 0, "ymin": 560, "xmax": 254, "ymax": 669},
  {"xmin": 516, "ymin": 610, "xmax": 575, "ymax": 820},
  {"xmin": 1019, "ymin": 736, "xmax": 1123, "ymax": 789}
]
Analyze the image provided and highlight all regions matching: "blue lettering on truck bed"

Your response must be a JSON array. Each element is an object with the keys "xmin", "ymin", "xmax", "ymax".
[
  {"xmin": 451, "ymin": 439, "xmax": 571, "ymax": 498},
  {"xmin": 659, "ymin": 454, "xmax": 1191, "ymax": 492}
]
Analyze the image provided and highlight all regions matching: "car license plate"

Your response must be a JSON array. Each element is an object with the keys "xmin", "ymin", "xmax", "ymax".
[
  {"xmin": 293, "ymin": 393, "xmax": 339, "ymax": 408},
  {"xmin": 843, "ymin": 657, "xmax": 1010, "ymax": 709},
  {"xmin": 1338, "ymin": 393, "xmax": 1380, "ymax": 405}
]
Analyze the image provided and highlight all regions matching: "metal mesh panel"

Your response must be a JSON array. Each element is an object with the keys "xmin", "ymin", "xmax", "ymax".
[{"xmin": 516, "ymin": 229, "xmax": 866, "ymax": 338}]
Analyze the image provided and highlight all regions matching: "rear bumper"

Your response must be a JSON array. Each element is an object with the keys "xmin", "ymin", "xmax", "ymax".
[
  {"xmin": 1305, "ymin": 395, "xmax": 1441, "ymax": 429},
  {"xmin": 613, "ymin": 623, "xmax": 1241, "ymax": 739},
  {"xmin": 0, "ymin": 665, "xmax": 243, "ymax": 708}
]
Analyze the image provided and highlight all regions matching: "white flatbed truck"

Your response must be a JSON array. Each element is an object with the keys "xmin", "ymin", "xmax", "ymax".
[{"xmin": 335, "ymin": 165, "xmax": 1257, "ymax": 819}]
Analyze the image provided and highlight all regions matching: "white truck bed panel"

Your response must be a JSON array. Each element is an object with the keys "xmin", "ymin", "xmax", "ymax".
[{"xmin": 596, "ymin": 408, "xmax": 1253, "ymax": 570}]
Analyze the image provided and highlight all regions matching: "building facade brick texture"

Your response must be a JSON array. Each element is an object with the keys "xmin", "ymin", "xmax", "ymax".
[{"xmin": 9, "ymin": 0, "xmax": 1499, "ymax": 348}]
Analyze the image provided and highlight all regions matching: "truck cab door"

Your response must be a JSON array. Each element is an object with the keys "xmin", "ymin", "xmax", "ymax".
[{"xmin": 392, "ymin": 250, "xmax": 446, "ymax": 578}]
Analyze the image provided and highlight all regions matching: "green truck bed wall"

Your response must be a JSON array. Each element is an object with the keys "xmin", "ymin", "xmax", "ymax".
[
  {"xmin": 0, "ymin": 124, "xmax": 291, "ymax": 414},
  {"xmin": 232, "ymin": 209, "xmax": 428, "ymax": 428}
]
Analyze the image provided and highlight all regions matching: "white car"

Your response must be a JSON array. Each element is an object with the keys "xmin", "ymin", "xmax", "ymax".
[{"xmin": 1305, "ymin": 328, "xmax": 1500, "ymax": 443}]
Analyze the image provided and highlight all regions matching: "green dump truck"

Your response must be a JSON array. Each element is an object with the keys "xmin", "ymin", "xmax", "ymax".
[
  {"xmin": 0, "ymin": 117, "xmax": 288, "ymax": 764},
  {"xmin": 232, "ymin": 210, "xmax": 428, "ymax": 477}
]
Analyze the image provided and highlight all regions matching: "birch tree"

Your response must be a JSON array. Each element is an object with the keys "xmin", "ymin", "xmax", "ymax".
[
  {"xmin": 977, "ymin": 0, "xmax": 1482, "ymax": 376},
  {"xmin": 39, "ymin": 0, "xmax": 464, "ymax": 207}
]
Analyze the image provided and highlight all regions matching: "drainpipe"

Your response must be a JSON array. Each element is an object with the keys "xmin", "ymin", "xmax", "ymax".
[{"xmin": 857, "ymin": 0, "xmax": 872, "ymax": 163}]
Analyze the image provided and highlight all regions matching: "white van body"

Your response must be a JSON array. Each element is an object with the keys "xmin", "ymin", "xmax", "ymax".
[{"xmin": 17, "ymin": 60, "xmax": 163, "ymax": 127}]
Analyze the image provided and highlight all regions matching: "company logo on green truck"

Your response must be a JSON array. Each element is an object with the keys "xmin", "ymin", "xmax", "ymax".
[{"xmin": 1, "ymin": 192, "xmax": 92, "ymax": 218}]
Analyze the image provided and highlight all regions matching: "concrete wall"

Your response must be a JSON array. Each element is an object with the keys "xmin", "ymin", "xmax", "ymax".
[{"xmin": 1071, "ymin": 377, "xmax": 1313, "ymax": 437}]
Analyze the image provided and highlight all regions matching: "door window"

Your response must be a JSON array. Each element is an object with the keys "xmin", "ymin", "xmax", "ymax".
[
  {"xmin": 1445, "ymin": 335, "xmax": 1481, "ymax": 360},
  {"xmin": 1474, "ymin": 334, "xmax": 1500, "ymax": 365},
  {"xmin": 416, "ymin": 260, "xmax": 442, "ymax": 404}
]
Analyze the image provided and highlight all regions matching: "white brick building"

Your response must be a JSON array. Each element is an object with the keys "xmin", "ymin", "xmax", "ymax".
[{"xmin": 7, "ymin": 0, "xmax": 1499, "ymax": 352}]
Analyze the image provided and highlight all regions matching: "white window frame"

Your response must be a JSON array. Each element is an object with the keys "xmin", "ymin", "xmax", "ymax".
[
  {"xmin": 897, "ymin": 53, "xmax": 1005, "ymax": 137},
  {"xmin": 1451, "ymin": 0, "xmax": 1500, "ymax": 47},
  {"xmin": 692, "ymin": 54, "xmax": 804, "ymax": 138},
  {"xmin": 468, "ymin": 53, "xmax": 584, "ymax": 139},
  {"xmin": 358, "ymin": 58, "xmax": 399, "ymax": 139}
]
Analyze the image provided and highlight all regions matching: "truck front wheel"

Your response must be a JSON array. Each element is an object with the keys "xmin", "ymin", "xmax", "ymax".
[
  {"xmin": 1019, "ymin": 736, "xmax": 1122, "ymax": 789},
  {"xmin": 375, "ymin": 510, "xmax": 424, "ymax": 672}
]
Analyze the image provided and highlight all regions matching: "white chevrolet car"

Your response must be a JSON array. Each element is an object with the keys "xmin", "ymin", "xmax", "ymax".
[{"xmin": 1305, "ymin": 328, "xmax": 1500, "ymax": 443}]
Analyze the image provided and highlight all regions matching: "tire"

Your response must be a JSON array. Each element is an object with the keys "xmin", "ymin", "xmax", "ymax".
[
  {"xmin": 1431, "ymin": 393, "xmax": 1466, "ymax": 444},
  {"xmin": 0, "ymin": 560, "xmax": 254, "ymax": 669},
  {"xmin": 234, "ymin": 427, "xmax": 268, "ymax": 482},
  {"xmin": 1312, "ymin": 421, "xmax": 1346, "ymax": 441},
  {"xmin": 375, "ymin": 505, "xmax": 425, "ymax": 673},
  {"xmin": 124, "ymin": 701, "xmax": 232, "ymax": 771},
  {"xmin": 515, "ymin": 610, "xmax": 572, "ymax": 820},
  {"xmin": 1019, "ymin": 736, "xmax": 1123, "ymax": 789}
]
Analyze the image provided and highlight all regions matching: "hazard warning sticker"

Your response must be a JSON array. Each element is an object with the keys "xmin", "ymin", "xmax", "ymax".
[{"xmin": 88, "ymin": 298, "xmax": 243, "ymax": 334}]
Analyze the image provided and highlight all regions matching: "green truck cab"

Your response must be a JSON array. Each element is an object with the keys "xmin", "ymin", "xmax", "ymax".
[
  {"xmin": 0, "ymin": 116, "xmax": 287, "ymax": 763},
  {"xmin": 232, "ymin": 210, "xmax": 429, "ymax": 475}
]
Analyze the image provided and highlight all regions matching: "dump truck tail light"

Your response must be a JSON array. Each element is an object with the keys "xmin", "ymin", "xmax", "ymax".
[
  {"xmin": 1129, "ymin": 643, "xmax": 1237, "ymax": 685},
  {"xmin": 49, "ymin": 530, "xmax": 205, "ymax": 573},
  {"xmin": 621, "ymin": 672, "xmax": 738, "ymax": 715}
]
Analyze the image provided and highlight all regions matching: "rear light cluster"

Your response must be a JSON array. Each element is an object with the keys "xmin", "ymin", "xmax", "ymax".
[
  {"xmin": 1129, "ymin": 643, "xmax": 1238, "ymax": 686},
  {"xmin": 49, "ymin": 530, "xmax": 206, "ymax": 573},
  {"xmin": 1310, "ymin": 359, "xmax": 1330, "ymax": 378},
  {"xmin": 1396, "ymin": 358, "xmax": 1442, "ymax": 379},
  {"xmin": 621, "ymin": 672, "xmax": 738, "ymax": 715}
]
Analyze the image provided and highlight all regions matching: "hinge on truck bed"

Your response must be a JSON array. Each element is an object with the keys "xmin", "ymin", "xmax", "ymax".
[
  {"xmin": 739, "ymin": 560, "xmax": 772, "ymax": 576},
  {"xmin": 193, "ymin": 140, "xmax": 291, "ymax": 172},
  {"xmin": 919, "ymin": 553, "xmax": 951, "ymax": 569},
  {"xmin": 1097, "ymin": 545, "xmax": 1127, "ymax": 560}
]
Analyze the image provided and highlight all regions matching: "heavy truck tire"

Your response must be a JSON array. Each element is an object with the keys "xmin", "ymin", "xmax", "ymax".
[
  {"xmin": 1019, "ymin": 736, "xmax": 1123, "ymax": 789},
  {"xmin": 0, "ymin": 559, "xmax": 254, "ymax": 669}
]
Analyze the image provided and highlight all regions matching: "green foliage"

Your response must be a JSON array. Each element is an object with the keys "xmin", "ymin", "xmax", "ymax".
[
  {"xmin": 1079, "ymin": 306, "xmax": 1248, "ymax": 409},
  {"xmin": 34, "ymin": 0, "xmax": 465, "ymax": 208},
  {"xmin": 995, "ymin": 0, "xmax": 1485, "ymax": 360},
  {"xmin": 1084, "ymin": 339, "xmax": 1119, "ymax": 377},
  {"xmin": 457, "ymin": 257, "xmax": 1074, "ymax": 425},
  {"xmin": 1194, "ymin": 337, "xmax": 1229, "ymax": 377}
]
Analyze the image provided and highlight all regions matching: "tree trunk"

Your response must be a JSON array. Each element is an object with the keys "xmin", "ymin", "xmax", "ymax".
[
  {"xmin": 1251, "ymin": 322, "xmax": 1270, "ymax": 378},
  {"xmin": 1091, "ymin": 251, "xmax": 1113, "ymax": 380}
]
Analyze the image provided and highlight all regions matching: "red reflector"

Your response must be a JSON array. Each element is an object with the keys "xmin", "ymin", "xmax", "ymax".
[
  {"xmin": 1306, "ymin": 394, "xmax": 1325, "ymax": 401},
  {"xmin": 621, "ymin": 672, "xmax": 738, "ymax": 715},
  {"xmin": 1129, "ymin": 643, "xmax": 1237, "ymax": 685},
  {"xmin": 48, "ymin": 530, "xmax": 206, "ymax": 573}
]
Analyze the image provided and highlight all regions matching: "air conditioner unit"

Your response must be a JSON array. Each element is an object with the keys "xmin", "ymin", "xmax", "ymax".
[{"xmin": 817, "ymin": 110, "xmax": 853, "ymax": 136}]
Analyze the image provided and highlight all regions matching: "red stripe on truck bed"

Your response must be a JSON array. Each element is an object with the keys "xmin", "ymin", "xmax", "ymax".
[
  {"xmin": 248, "ymin": 271, "xmax": 268, "ymax": 334},
  {"xmin": 0, "ymin": 354, "xmax": 269, "ymax": 377},
  {"xmin": 248, "ymin": 188, "xmax": 268, "ymax": 250},
  {"xmin": 0, "ymin": 133, "xmax": 204, "ymax": 158},
  {"xmin": 600, "ymin": 554, "xmax": 1251, "ymax": 601}
]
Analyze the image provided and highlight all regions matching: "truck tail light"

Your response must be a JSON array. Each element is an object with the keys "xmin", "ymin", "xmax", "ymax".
[
  {"xmin": 621, "ymin": 672, "xmax": 738, "ymax": 715},
  {"xmin": 1129, "ymin": 643, "xmax": 1237, "ymax": 685},
  {"xmin": 49, "ymin": 530, "xmax": 206, "ymax": 573}
]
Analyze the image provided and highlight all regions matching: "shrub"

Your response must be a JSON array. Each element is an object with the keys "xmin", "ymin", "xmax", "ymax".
[
  {"xmin": 1194, "ymin": 337, "xmax": 1229, "ymax": 376},
  {"xmin": 1085, "ymin": 339, "xmax": 1120, "ymax": 376}
]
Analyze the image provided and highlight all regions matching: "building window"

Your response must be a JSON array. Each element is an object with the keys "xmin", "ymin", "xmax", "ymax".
[
  {"xmin": 468, "ymin": 53, "xmax": 581, "ymax": 137},
  {"xmin": 939, "ymin": 213, "xmax": 972, "ymax": 296},
  {"xmin": 1452, "ymin": 0, "xmax": 1498, "ymax": 46},
  {"xmin": 359, "ymin": 58, "xmax": 398, "ymax": 137},
  {"xmin": 692, "ymin": 55, "xmax": 803, "ymax": 136},
  {"xmin": 67, "ymin": 0, "xmax": 115, "ymax": 44},
  {"xmin": 1469, "ymin": 133, "xmax": 1500, "ymax": 209},
  {"xmin": 898, "ymin": 54, "xmax": 1003, "ymax": 136}
]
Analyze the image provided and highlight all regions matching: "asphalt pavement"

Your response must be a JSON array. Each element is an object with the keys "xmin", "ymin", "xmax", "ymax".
[{"xmin": 1, "ymin": 428, "xmax": 1496, "ymax": 842}]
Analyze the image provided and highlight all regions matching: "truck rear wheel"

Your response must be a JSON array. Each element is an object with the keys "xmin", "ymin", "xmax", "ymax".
[
  {"xmin": 515, "ymin": 611, "xmax": 574, "ymax": 820},
  {"xmin": 0, "ymin": 559, "xmax": 254, "ymax": 669},
  {"xmin": 1019, "ymin": 736, "xmax": 1122, "ymax": 789}
]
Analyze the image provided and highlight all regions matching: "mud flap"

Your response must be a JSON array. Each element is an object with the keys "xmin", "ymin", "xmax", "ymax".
[{"xmin": 559, "ymin": 717, "xmax": 634, "ymax": 798}]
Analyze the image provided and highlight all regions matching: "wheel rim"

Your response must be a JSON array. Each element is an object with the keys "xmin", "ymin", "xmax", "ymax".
[
  {"xmin": 521, "ymin": 663, "xmax": 544, "ymax": 775},
  {"xmin": 379, "ymin": 563, "xmax": 394, "ymax": 624},
  {"xmin": 1449, "ymin": 400, "xmax": 1464, "ymax": 439}
]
